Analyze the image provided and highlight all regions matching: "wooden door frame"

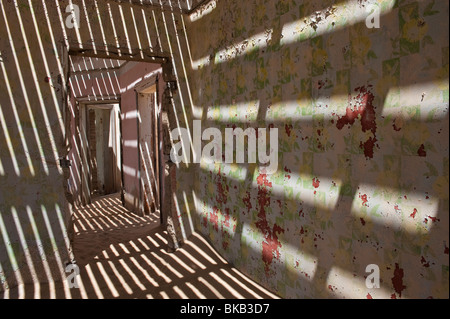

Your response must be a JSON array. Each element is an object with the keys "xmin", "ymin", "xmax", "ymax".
[{"xmin": 135, "ymin": 72, "xmax": 162, "ymax": 220}]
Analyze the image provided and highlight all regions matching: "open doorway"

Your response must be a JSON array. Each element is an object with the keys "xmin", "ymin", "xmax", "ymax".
[
  {"xmin": 87, "ymin": 103, "xmax": 122, "ymax": 197},
  {"xmin": 137, "ymin": 82, "xmax": 161, "ymax": 218},
  {"xmin": 68, "ymin": 55, "xmax": 164, "ymax": 224},
  {"xmin": 77, "ymin": 101, "xmax": 123, "ymax": 203}
]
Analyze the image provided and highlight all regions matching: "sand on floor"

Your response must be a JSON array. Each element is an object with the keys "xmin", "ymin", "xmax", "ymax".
[{"xmin": 1, "ymin": 193, "xmax": 279, "ymax": 299}]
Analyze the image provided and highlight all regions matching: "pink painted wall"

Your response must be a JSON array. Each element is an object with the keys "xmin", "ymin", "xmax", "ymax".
[{"xmin": 119, "ymin": 62, "xmax": 163, "ymax": 212}]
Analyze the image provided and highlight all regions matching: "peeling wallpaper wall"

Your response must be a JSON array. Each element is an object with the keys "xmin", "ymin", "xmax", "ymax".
[{"xmin": 186, "ymin": 0, "xmax": 449, "ymax": 298}]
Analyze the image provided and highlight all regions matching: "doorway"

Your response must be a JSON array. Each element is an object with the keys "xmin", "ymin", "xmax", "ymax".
[
  {"xmin": 137, "ymin": 84, "xmax": 161, "ymax": 218},
  {"xmin": 78, "ymin": 101, "xmax": 123, "ymax": 204},
  {"xmin": 68, "ymin": 54, "xmax": 164, "ymax": 222},
  {"xmin": 89, "ymin": 104, "xmax": 122, "ymax": 197}
]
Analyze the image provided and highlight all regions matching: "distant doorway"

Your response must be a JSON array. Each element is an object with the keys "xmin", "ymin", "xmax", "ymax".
[
  {"xmin": 89, "ymin": 104, "xmax": 122, "ymax": 196},
  {"xmin": 79, "ymin": 102, "xmax": 123, "ymax": 204}
]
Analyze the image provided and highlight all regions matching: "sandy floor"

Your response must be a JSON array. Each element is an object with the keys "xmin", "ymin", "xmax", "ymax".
[{"xmin": 2, "ymin": 193, "xmax": 279, "ymax": 299}]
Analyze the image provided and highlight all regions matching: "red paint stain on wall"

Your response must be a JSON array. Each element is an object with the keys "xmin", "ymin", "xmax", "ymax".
[
  {"xmin": 215, "ymin": 167, "xmax": 229, "ymax": 205},
  {"xmin": 284, "ymin": 166, "xmax": 291, "ymax": 180},
  {"xmin": 366, "ymin": 293, "xmax": 373, "ymax": 299},
  {"xmin": 393, "ymin": 120, "xmax": 402, "ymax": 131},
  {"xmin": 428, "ymin": 216, "xmax": 440, "ymax": 223},
  {"xmin": 298, "ymin": 209, "xmax": 304, "ymax": 217},
  {"xmin": 328, "ymin": 285, "xmax": 337, "ymax": 292},
  {"xmin": 276, "ymin": 199, "xmax": 282, "ymax": 210},
  {"xmin": 360, "ymin": 194, "xmax": 369, "ymax": 207},
  {"xmin": 336, "ymin": 86, "xmax": 378, "ymax": 158},
  {"xmin": 417, "ymin": 144, "xmax": 427, "ymax": 157},
  {"xmin": 243, "ymin": 191, "xmax": 252, "ymax": 214},
  {"xmin": 317, "ymin": 80, "xmax": 325, "ymax": 89},
  {"xmin": 391, "ymin": 263, "xmax": 406, "ymax": 297},
  {"xmin": 410, "ymin": 208, "xmax": 418, "ymax": 219},
  {"xmin": 336, "ymin": 105, "xmax": 364, "ymax": 128},
  {"xmin": 312, "ymin": 178, "xmax": 320, "ymax": 195},
  {"xmin": 360, "ymin": 137, "xmax": 377, "ymax": 159},
  {"xmin": 360, "ymin": 218, "xmax": 366, "ymax": 226},
  {"xmin": 312, "ymin": 177, "xmax": 320, "ymax": 188},
  {"xmin": 210, "ymin": 207, "xmax": 219, "ymax": 232},
  {"xmin": 257, "ymin": 173, "xmax": 272, "ymax": 188},
  {"xmin": 285, "ymin": 124, "xmax": 293, "ymax": 137},
  {"xmin": 222, "ymin": 208, "xmax": 231, "ymax": 231},
  {"xmin": 421, "ymin": 256, "xmax": 430, "ymax": 268},
  {"xmin": 299, "ymin": 226, "xmax": 307, "ymax": 244},
  {"xmin": 255, "ymin": 174, "xmax": 285, "ymax": 276}
]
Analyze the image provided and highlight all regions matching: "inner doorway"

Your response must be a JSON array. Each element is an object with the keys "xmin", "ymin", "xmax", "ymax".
[
  {"xmin": 69, "ymin": 54, "xmax": 163, "ymax": 220},
  {"xmin": 87, "ymin": 104, "xmax": 122, "ymax": 197},
  {"xmin": 137, "ymin": 84, "xmax": 161, "ymax": 217}
]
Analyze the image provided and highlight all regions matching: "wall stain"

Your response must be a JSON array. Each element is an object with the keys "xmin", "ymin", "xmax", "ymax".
[{"xmin": 255, "ymin": 174, "xmax": 285, "ymax": 276}]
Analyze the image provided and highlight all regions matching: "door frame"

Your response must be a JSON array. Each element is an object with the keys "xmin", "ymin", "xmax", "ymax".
[
  {"xmin": 134, "ymin": 72, "xmax": 162, "ymax": 219},
  {"xmin": 76, "ymin": 98, "xmax": 124, "ymax": 205}
]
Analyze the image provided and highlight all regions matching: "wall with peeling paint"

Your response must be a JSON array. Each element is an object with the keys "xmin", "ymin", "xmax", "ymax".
[{"xmin": 185, "ymin": 0, "xmax": 449, "ymax": 298}]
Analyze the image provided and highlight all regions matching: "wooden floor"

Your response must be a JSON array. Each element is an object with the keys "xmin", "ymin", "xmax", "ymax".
[{"xmin": 1, "ymin": 193, "xmax": 279, "ymax": 299}]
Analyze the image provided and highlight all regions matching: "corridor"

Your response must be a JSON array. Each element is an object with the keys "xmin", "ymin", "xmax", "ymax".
[
  {"xmin": 2, "ymin": 194, "xmax": 279, "ymax": 299},
  {"xmin": 0, "ymin": 0, "xmax": 448, "ymax": 301}
]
